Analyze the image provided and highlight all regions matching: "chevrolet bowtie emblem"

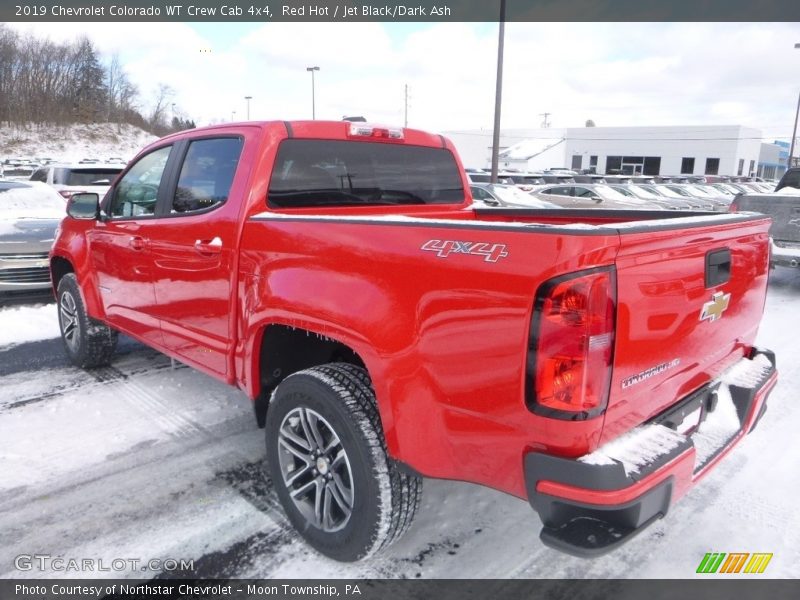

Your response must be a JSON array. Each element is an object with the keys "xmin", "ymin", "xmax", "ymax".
[{"xmin": 700, "ymin": 291, "xmax": 731, "ymax": 323}]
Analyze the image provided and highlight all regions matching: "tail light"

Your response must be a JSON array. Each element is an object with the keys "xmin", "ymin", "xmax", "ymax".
[
  {"xmin": 728, "ymin": 199, "xmax": 739, "ymax": 212},
  {"xmin": 59, "ymin": 190, "xmax": 83, "ymax": 200},
  {"xmin": 526, "ymin": 267, "xmax": 616, "ymax": 420}
]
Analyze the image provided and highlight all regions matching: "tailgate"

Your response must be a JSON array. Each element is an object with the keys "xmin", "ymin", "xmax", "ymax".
[{"xmin": 601, "ymin": 215, "xmax": 771, "ymax": 443}]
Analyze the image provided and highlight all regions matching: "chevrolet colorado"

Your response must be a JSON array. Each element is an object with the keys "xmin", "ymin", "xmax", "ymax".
[{"xmin": 50, "ymin": 121, "xmax": 777, "ymax": 560}]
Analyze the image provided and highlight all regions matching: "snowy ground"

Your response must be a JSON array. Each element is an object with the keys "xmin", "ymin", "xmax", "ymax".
[{"xmin": 1, "ymin": 269, "xmax": 799, "ymax": 579}]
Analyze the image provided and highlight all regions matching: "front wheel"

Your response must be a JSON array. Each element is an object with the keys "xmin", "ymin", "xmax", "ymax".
[
  {"xmin": 265, "ymin": 363, "xmax": 422, "ymax": 561},
  {"xmin": 57, "ymin": 273, "xmax": 118, "ymax": 368}
]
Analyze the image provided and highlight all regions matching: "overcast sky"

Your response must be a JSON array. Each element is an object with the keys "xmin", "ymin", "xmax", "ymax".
[{"xmin": 9, "ymin": 21, "xmax": 800, "ymax": 140}]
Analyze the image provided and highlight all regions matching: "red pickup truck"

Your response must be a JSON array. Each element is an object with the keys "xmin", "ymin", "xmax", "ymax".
[{"xmin": 50, "ymin": 121, "xmax": 777, "ymax": 561}]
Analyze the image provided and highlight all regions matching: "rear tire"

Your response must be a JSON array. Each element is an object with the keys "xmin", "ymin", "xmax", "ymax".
[
  {"xmin": 265, "ymin": 363, "xmax": 422, "ymax": 561},
  {"xmin": 57, "ymin": 274, "xmax": 117, "ymax": 368}
]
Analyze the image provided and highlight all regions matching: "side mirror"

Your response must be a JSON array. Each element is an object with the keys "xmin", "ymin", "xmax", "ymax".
[
  {"xmin": 592, "ymin": 195, "xmax": 603, "ymax": 203},
  {"xmin": 67, "ymin": 192, "xmax": 100, "ymax": 220},
  {"xmin": 484, "ymin": 199, "xmax": 501, "ymax": 206}
]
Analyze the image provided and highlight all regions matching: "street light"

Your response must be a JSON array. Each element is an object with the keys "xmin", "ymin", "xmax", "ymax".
[
  {"xmin": 490, "ymin": 0, "xmax": 506, "ymax": 184},
  {"xmin": 231, "ymin": 110, "xmax": 236, "ymax": 122},
  {"xmin": 306, "ymin": 66, "xmax": 320, "ymax": 120},
  {"xmin": 788, "ymin": 43, "xmax": 800, "ymax": 169},
  {"xmin": 244, "ymin": 95, "xmax": 252, "ymax": 120}
]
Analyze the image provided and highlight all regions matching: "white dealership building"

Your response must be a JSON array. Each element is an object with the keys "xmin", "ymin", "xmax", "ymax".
[{"xmin": 444, "ymin": 125, "xmax": 765, "ymax": 177}]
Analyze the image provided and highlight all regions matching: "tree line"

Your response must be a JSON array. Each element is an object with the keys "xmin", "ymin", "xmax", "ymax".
[{"xmin": 0, "ymin": 25, "xmax": 194, "ymax": 135}]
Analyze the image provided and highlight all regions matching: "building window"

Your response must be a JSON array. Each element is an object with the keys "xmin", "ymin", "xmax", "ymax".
[
  {"xmin": 643, "ymin": 157, "xmax": 661, "ymax": 176},
  {"xmin": 606, "ymin": 156, "xmax": 622, "ymax": 173},
  {"xmin": 571, "ymin": 155, "xmax": 582, "ymax": 170},
  {"xmin": 590, "ymin": 155, "xmax": 598, "ymax": 167},
  {"xmin": 749, "ymin": 160, "xmax": 755, "ymax": 176},
  {"xmin": 705, "ymin": 158, "xmax": 720, "ymax": 175},
  {"xmin": 680, "ymin": 157, "xmax": 695, "ymax": 174},
  {"xmin": 738, "ymin": 159, "xmax": 744, "ymax": 176}
]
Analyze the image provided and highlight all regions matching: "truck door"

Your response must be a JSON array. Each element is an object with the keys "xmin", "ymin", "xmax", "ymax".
[{"xmin": 147, "ymin": 135, "xmax": 246, "ymax": 378}]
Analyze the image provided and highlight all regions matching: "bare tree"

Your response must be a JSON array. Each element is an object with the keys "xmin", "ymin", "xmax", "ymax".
[{"xmin": 149, "ymin": 83, "xmax": 174, "ymax": 133}]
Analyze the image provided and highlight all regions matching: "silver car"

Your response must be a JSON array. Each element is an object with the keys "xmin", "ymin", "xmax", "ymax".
[
  {"xmin": 470, "ymin": 183, "xmax": 559, "ymax": 208},
  {"xmin": 0, "ymin": 181, "xmax": 65, "ymax": 298},
  {"xmin": 532, "ymin": 183, "xmax": 663, "ymax": 210}
]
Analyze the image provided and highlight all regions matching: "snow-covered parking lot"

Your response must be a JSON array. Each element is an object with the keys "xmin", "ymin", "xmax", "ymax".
[{"xmin": 1, "ymin": 268, "xmax": 799, "ymax": 579}]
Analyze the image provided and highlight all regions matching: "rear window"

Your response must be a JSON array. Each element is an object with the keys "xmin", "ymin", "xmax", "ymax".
[
  {"xmin": 57, "ymin": 168, "xmax": 123, "ymax": 186},
  {"xmin": 268, "ymin": 140, "xmax": 464, "ymax": 208}
]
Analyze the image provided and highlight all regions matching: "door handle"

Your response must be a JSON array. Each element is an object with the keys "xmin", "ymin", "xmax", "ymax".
[
  {"xmin": 129, "ymin": 236, "xmax": 147, "ymax": 251},
  {"xmin": 194, "ymin": 236, "xmax": 223, "ymax": 255}
]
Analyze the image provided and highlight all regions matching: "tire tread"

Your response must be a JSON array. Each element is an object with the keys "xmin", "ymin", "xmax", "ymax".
[{"xmin": 291, "ymin": 362, "xmax": 422, "ymax": 558}]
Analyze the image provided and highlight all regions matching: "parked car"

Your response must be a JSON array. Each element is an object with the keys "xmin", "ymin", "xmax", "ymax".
[
  {"xmin": 29, "ymin": 163, "xmax": 126, "ymax": 200},
  {"xmin": 52, "ymin": 120, "xmax": 776, "ymax": 560},
  {"xmin": 2, "ymin": 160, "xmax": 38, "ymax": 181},
  {"xmin": 469, "ymin": 183, "xmax": 558, "ymax": 208},
  {"xmin": 0, "ymin": 181, "xmax": 65, "ymax": 299},
  {"xmin": 466, "ymin": 171, "xmax": 516, "ymax": 185},
  {"xmin": 532, "ymin": 183, "xmax": 663, "ymax": 210},
  {"xmin": 638, "ymin": 184, "xmax": 714, "ymax": 210},
  {"xmin": 662, "ymin": 184, "xmax": 729, "ymax": 211},
  {"xmin": 605, "ymin": 183, "xmax": 692, "ymax": 210}
]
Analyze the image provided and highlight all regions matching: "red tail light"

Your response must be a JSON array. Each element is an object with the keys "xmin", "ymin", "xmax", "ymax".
[
  {"xmin": 728, "ymin": 199, "xmax": 739, "ymax": 212},
  {"xmin": 59, "ymin": 190, "xmax": 82, "ymax": 200},
  {"xmin": 527, "ymin": 267, "xmax": 616, "ymax": 420}
]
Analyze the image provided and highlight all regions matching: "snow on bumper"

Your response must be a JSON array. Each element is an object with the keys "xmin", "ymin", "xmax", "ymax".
[{"xmin": 524, "ymin": 347, "xmax": 778, "ymax": 557}]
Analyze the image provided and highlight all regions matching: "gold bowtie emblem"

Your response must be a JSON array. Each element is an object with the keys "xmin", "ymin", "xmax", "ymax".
[{"xmin": 700, "ymin": 291, "xmax": 731, "ymax": 322}]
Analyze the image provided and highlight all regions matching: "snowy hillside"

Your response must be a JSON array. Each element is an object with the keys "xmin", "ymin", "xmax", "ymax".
[{"xmin": 0, "ymin": 122, "xmax": 157, "ymax": 164}]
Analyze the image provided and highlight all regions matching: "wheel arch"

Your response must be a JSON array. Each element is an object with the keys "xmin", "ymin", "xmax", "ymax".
[
  {"xmin": 50, "ymin": 253, "xmax": 105, "ymax": 319},
  {"xmin": 252, "ymin": 322, "xmax": 370, "ymax": 429}
]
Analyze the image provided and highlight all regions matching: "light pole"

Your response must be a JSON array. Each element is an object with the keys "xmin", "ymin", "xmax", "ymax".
[
  {"xmin": 788, "ymin": 43, "xmax": 800, "ymax": 169},
  {"xmin": 244, "ymin": 95, "xmax": 252, "ymax": 120},
  {"xmin": 490, "ymin": 0, "xmax": 506, "ymax": 183},
  {"xmin": 231, "ymin": 110, "xmax": 236, "ymax": 122},
  {"xmin": 306, "ymin": 66, "xmax": 320, "ymax": 119}
]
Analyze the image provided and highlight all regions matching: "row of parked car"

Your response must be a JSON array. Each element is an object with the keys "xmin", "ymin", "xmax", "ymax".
[
  {"xmin": 0, "ymin": 159, "xmax": 128, "ymax": 300},
  {"xmin": 465, "ymin": 168, "xmax": 776, "ymax": 212}
]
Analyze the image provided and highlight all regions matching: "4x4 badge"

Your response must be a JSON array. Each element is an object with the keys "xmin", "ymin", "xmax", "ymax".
[{"xmin": 700, "ymin": 291, "xmax": 731, "ymax": 322}]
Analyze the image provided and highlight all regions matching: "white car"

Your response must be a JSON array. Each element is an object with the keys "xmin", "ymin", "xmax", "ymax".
[{"xmin": 29, "ymin": 163, "xmax": 126, "ymax": 200}]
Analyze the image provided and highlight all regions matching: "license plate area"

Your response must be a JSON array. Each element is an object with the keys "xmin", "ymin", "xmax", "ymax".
[{"xmin": 652, "ymin": 383, "xmax": 719, "ymax": 437}]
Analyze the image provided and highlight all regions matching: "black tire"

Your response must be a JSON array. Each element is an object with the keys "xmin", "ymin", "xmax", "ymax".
[
  {"xmin": 265, "ymin": 363, "xmax": 422, "ymax": 561},
  {"xmin": 56, "ymin": 273, "xmax": 118, "ymax": 368}
]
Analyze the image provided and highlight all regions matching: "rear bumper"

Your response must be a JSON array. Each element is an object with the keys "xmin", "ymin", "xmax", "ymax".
[
  {"xmin": 770, "ymin": 239, "xmax": 800, "ymax": 268},
  {"xmin": 524, "ymin": 347, "xmax": 778, "ymax": 557}
]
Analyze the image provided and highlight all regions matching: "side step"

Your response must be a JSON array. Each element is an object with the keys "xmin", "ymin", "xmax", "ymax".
[{"xmin": 540, "ymin": 513, "xmax": 662, "ymax": 557}]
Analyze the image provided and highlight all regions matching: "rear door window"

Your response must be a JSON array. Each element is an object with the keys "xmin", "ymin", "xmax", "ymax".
[
  {"xmin": 268, "ymin": 139, "xmax": 464, "ymax": 208},
  {"xmin": 172, "ymin": 137, "xmax": 243, "ymax": 214}
]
